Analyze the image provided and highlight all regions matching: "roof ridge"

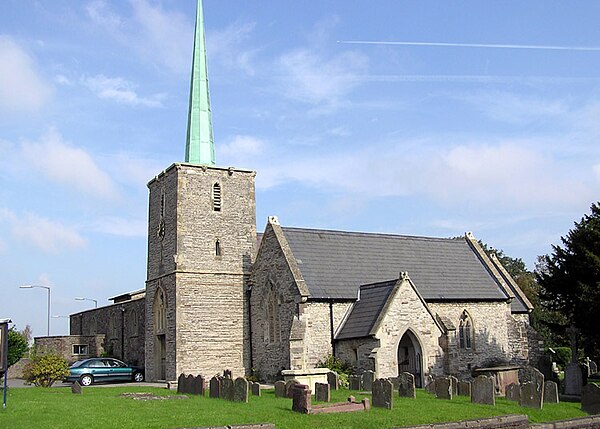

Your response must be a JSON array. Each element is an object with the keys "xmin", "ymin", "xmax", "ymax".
[{"xmin": 281, "ymin": 225, "xmax": 465, "ymax": 242}]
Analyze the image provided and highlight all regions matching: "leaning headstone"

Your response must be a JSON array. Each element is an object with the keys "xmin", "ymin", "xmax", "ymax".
[
  {"xmin": 520, "ymin": 381, "xmax": 543, "ymax": 409},
  {"xmin": 362, "ymin": 370, "xmax": 375, "ymax": 391},
  {"xmin": 471, "ymin": 375, "xmax": 495, "ymax": 405},
  {"xmin": 327, "ymin": 371, "xmax": 339, "ymax": 390},
  {"xmin": 251, "ymin": 381, "xmax": 261, "ymax": 397},
  {"xmin": 222, "ymin": 377, "xmax": 235, "ymax": 401},
  {"xmin": 506, "ymin": 383, "xmax": 520, "ymax": 401},
  {"xmin": 425, "ymin": 376, "xmax": 436, "ymax": 394},
  {"xmin": 544, "ymin": 381, "xmax": 559, "ymax": 404},
  {"xmin": 274, "ymin": 380, "xmax": 286, "ymax": 398},
  {"xmin": 449, "ymin": 376, "xmax": 459, "ymax": 396},
  {"xmin": 315, "ymin": 382, "xmax": 330, "ymax": 402},
  {"xmin": 519, "ymin": 366, "xmax": 544, "ymax": 387},
  {"xmin": 349, "ymin": 375, "xmax": 361, "ymax": 391},
  {"xmin": 458, "ymin": 380, "xmax": 471, "ymax": 397},
  {"xmin": 191, "ymin": 375, "xmax": 204, "ymax": 395},
  {"xmin": 209, "ymin": 376, "xmax": 222, "ymax": 398},
  {"xmin": 590, "ymin": 360, "xmax": 598, "ymax": 374},
  {"xmin": 435, "ymin": 376, "xmax": 452, "ymax": 400},
  {"xmin": 398, "ymin": 372, "xmax": 416, "ymax": 398},
  {"xmin": 71, "ymin": 381, "xmax": 82, "ymax": 394},
  {"xmin": 177, "ymin": 373, "xmax": 186, "ymax": 394},
  {"xmin": 372, "ymin": 378, "xmax": 393, "ymax": 409},
  {"xmin": 285, "ymin": 379, "xmax": 300, "ymax": 398},
  {"xmin": 233, "ymin": 377, "xmax": 249, "ymax": 403},
  {"xmin": 582, "ymin": 383, "xmax": 600, "ymax": 414},
  {"xmin": 291, "ymin": 384, "xmax": 311, "ymax": 414}
]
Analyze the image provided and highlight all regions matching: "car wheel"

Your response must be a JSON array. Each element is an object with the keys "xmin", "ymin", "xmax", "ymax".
[
  {"xmin": 133, "ymin": 372, "xmax": 144, "ymax": 382},
  {"xmin": 79, "ymin": 374, "xmax": 93, "ymax": 386}
]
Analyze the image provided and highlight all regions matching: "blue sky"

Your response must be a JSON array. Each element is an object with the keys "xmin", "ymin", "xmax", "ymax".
[{"xmin": 2, "ymin": 0, "xmax": 600, "ymax": 338}]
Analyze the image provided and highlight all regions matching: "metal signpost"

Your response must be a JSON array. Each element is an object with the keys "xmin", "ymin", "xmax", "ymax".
[{"xmin": 0, "ymin": 319, "xmax": 11, "ymax": 409}]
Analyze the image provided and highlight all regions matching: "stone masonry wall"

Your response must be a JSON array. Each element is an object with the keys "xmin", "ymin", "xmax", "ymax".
[
  {"xmin": 336, "ymin": 337, "xmax": 379, "ymax": 372},
  {"xmin": 507, "ymin": 313, "xmax": 532, "ymax": 366},
  {"xmin": 427, "ymin": 301, "xmax": 512, "ymax": 378},
  {"xmin": 34, "ymin": 335, "xmax": 105, "ymax": 365}
]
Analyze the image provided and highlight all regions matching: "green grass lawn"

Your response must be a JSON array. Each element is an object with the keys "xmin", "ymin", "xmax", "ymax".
[{"xmin": 0, "ymin": 386, "xmax": 588, "ymax": 429}]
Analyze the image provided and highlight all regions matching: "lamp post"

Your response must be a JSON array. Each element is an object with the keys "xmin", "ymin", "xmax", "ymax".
[
  {"xmin": 19, "ymin": 285, "xmax": 51, "ymax": 336},
  {"xmin": 75, "ymin": 297, "xmax": 98, "ymax": 308}
]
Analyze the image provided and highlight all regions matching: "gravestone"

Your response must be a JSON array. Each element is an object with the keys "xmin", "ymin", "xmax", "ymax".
[
  {"xmin": 291, "ymin": 384, "xmax": 311, "ymax": 414},
  {"xmin": 471, "ymin": 375, "xmax": 495, "ymax": 405},
  {"xmin": 458, "ymin": 380, "xmax": 471, "ymax": 397},
  {"xmin": 362, "ymin": 370, "xmax": 375, "ymax": 391},
  {"xmin": 435, "ymin": 376, "xmax": 452, "ymax": 400},
  {"xmin": 544, "ymin": 381, "xmax": 559, "ymax": 404},
  {"xmin": 251, "ymin": 381, "xmax": 261, "ymax": 397},
  {"xmin": 274, "ymin": 380, "xmax": 286, "ymax": 398},
  {"xmin": 590, "ymin": 360, "xmax": 598, "ymax": 374},
  {"xmin": 425, "ymin": 376, "xmax": 436, "ymax": 394},
  {"xmin": 519, "ymin": 366, "xmax": 544, "ymax": 386},
  {"xmin": 537, "ymin": 355, "xmax": 554, "ymax": 383},
  {"xmin": 191, "ymin": 375, "xmax": 204, "ymax": 395},
  {"xmin": 315, "ymin": 382, "xmax": 330, "ymax": 402},
  {"xmin": 223, "ymin": 369, "xmax": 232, "ymax": 379},
  {"xmin": 349, "ymin": 375, "xmax": 361, "ymax": 391},
  {"xmin": 222, "ymin": 377, "xmax": 234, "ymax": 401},
  {"xmin": 177, "ymin": 373, "xmax": 186, "ymax": 394},
  {"xmin": 506, "ymin": 383, "xmax": 520, "ymax": 401},
  {"xmin": 564, "ymin": 326, "xmax": 583, "ymax": 396},
  {"xmin": 327, "ymin": 371, "xmax": 339, "ymax": 390},
  {"xmin": 520, "ymin": 381, "xmax": 543, "ymax": 409},
  {"xmin": 449, "ymin": 376, "xmax": 459, "ymax": 396},
  {"xmin": 209, "ymin": 376, "xmax": 222, "ymax": 398},
  {"xmin": 398, "ymin": 372, "xmax": 416, "ymax": 398},
  {"xmin": 71, "ymin": 381, "xmax": 82, "ymax": 394},
  {"xmin": 185, "ymin": 374, "xmax": 195, "ymax": 394},
  {"xmin": 362, "ymin": 397, "xmax": 371, "ymax": 411},
  {"xmin": 582, "ymin": 383, "xmax": 600, "ymax": 414},
  {"xmin": 233, "ymin": 377, "xmax": 249, "ymax": 403},
  {"xmin": 285, "ymin": 379, "xmax": 300, "ymax": 398},
  {"xmin": 372, "ymin": 378, "xmax": 393, "ymax": 409}
]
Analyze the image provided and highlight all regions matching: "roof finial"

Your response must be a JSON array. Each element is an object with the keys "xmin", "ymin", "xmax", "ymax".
[{"xmin": 185, "ymin": 0, "xmax": 215, "ymax": 166}]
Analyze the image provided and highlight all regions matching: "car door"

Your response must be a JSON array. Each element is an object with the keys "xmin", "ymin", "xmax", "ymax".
[
  {"xmin": 87, "ymin": 359, "xmax": 110, "ymax": 381},
  {"xmin": 103, "ymin": 359, "xmax": 132, "ymax": 381}
]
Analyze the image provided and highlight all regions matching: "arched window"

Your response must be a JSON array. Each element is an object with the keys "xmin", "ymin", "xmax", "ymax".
[
  {"xmin": 215, "ymin": 239, "xmax": 221, "ymax": 257},
  {"xmin": 265, "ymin": 287, "xmax": 281, "ymax": 343},
  {"xmin": 154, "ymin": 287, "xmax": 167, "ymax": 335},
  {"xmin": 212, "ymin": 183, "xmax": 221, "ymax": 212},
  {"xmin": 458, "ymin": 310, "xmax": 474, "ymax": 349}
]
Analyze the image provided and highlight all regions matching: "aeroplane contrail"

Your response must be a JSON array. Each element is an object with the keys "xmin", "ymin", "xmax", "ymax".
[{"xmin": 337, "ymin": 40, "xmax": 600, "ymax": 52}]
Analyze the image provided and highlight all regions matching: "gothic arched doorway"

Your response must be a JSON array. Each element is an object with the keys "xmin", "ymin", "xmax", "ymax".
[
  {"xmin": 397, "ymin": 330, "xmax": 423, "ymax": 387},
  {"xmin": 154, "ymin": 287, "xmax": 167, "ymax": 380}
]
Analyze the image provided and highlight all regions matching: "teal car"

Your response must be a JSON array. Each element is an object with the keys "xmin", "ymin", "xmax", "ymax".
[{"xmin": 66, "ymin": 358, "xmax": 144, "ymax": 386}]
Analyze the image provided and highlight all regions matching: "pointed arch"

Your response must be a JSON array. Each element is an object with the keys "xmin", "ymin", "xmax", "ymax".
[
  {"xmin": 396, "ymin": 328, "xmax": 424, "ymax": 387},
  {"xmin": 154, "ymin": 287, "xmax": 167, "ymax": 335},
  {"xmin": 458, "ymin": 310, "xmax": 474, "ymax": 350}
]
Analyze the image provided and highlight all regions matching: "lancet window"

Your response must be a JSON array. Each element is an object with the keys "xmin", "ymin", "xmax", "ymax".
[{"xmin": 458, "ymin": 310, "xmax": 474, "ymax": 349}]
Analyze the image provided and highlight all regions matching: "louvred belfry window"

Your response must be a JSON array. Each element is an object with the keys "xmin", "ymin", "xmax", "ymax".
[{"xmin": 213, "ymin": 183, "xmax": 221, "ymax": 211}]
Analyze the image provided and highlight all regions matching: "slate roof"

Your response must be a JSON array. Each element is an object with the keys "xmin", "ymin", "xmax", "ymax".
[
  {"xmin": 281, "ymin": 227, "xmax": 509, "ymax": 302},
  {"xmin": 335, "ymin": 280, "xmax": 396, "ymax": 340}
]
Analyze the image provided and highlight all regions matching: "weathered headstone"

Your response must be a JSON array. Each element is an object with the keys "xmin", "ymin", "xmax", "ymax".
[
  {"xmin": 519, "ymin": 366, "xmax": 544, "ymax": 386},
  {"xmin": 177, "ymin": 373, "xmax": 186, "ymax": 394},
  {"xmin": 471, "ymin": 375, "xmax": 495, "ymax": 405},
  {"xmin": 398, "ymin": 372, "xmax": 416, "ymax": 398},
  {"xmin": 425, "ymin": 376, "xmax": 436, "ymax": 394},
  {"xmin": 285, "ymin": 379, "xmax": 300, "ymax": 398},
  {"xmin": 222, "ymin": 377, "xmax": 234, "ymax": 401},
  {"xmin": 274, "ymin": 380, "xmax": 286, "ymax": 398},
  {"xmin": 184, "ymin": 374, "xmax": 195, "ymax": 394},
  {"xmin": 349, "ymin": 375, "xmax": 361, "ymax": 391},
  {"xmin": 537, "ymin": 355, "xmax": 554, "ymax": 383},
  {"xmin": 71, "ymin": 381, "xmax": 82, "ymax": 394},
  {"xmin": 544, "ymin": 380, "xmax": 559, "ymax": 404},
  {"xmin": 209, "ymin": 376, "xmax": 222, "ymax": 398},
  {"xmin": 582, "ymin": 383, "xmax": 600, "ymax": 414},
  {"xmin": 291, "ymin": 384, "xmax": 311, "ymax": 414},
  {"xmin": 191, "ymin": 375, "xmax": 204, "ymax": 395},
  {"xmin": 233, "ymin": 377, "xmax": 249, "ymax": 403},
  {"xmin": 362, "ymin": 370, "xmax": 375, "ymax": 391},
  {"xmin": 327, "ymin": 371, "xmax": 339, "ymax": 390},
  {"xmin": 458, "ymin": 380, "xmax": 471, "ymax": 397},
  {"xmin": 520, "ymin": 381, "xmax": 543, "ymax": 409},
  {"xmin": 372, "ymin": 378, "xmax": 393, "ymax": 409},
  {"xmin": 223, "ymin": 369, "xmax": 232, "ymax": 379},
  {"xmin": 435, "ymin": 376, "xmax": 452, "ymax": 400},
  {"xmin": 315, "ymin": 382, "xmax": 330, "ymax": 402},
  {"xmin": 565, "ymin": 363, "xmax": 583, "ymax": 395},
  {"xmin": 506, "ymin": 383, "xmax": 520, "ymax": 401},
  {"xmin": 251, "ymin": 381, "xmax": 261, "ymax": 397},
  {"xmin": 362, "ymin": 397, "xmax": 371, "ymax": 411},
  {"xmin": 590, "ymin": 360, "xmax": 598, "ymax": 374},
  {"xmin": 449, "ymin": 376, "xmax": 459, "ymax": 396}
]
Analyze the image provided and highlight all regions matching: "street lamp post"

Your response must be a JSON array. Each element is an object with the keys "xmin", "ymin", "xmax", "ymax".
[
  {"xmin": 19, "ymin": 285, "xmax": 51, "ymax": 336},
  {"xmin": 75, "ymin": 297, "xmax": 98, "ymax": 308}
]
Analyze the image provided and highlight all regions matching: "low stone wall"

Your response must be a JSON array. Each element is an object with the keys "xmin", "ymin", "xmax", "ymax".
[
  {"xmin": 394, "ymin": 415, "xmax": 529, "ymax": 429},
  {"xmin": 531, "ymin": 415, "xmax": 600, "ymax": 429}
]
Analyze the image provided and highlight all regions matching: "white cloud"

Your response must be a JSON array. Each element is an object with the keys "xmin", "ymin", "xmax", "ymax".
[
  {"xmin": 0, "ymin": 36, "xmax": 52, "ymax": 111},
  {"xmin": 221, "ymin": 135, "xmax": 265, "ymax": 161},
  {"xmin": 92, "ymin": 217, "xmax": 146, "ymax": 237},
  {"xmin": 20, "ymin": 128, "xmax": 119, "ymax": 200},
  {"xmin": 0, "ymin": 209, "xmax": 86, "ymax": 253},
  {"xmin": 85, "ymin": 0, "xmax": 124, "ymax": 29},
  {"xmin": 209, "ymin": 21, "xmax": 259, "ymax": 75},
  {"xmin": 84, "ymin": 74, "xmax": 164, "ymax": 107}
]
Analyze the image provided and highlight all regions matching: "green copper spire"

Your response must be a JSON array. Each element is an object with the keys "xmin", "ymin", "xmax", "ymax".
[{"xmin": 185, "ymin": 0, "xmax": 215, "ymax": 165}]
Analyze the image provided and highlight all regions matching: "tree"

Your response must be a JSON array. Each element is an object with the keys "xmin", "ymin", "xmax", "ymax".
[
  {"xmin": 7, "ymin": 327, "xmax": 29, "ymax": 368},
  {"xmin": 536, "ymin": 202, "xmax": 600, "ymax": 357}
]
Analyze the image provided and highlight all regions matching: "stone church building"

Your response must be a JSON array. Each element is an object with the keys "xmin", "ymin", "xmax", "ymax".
[{"xmin": 67, "ymin": 0, "xmax": 540, "ymax": 386}]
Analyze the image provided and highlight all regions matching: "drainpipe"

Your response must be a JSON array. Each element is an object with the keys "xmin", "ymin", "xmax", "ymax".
[
  {"xmin": 329, "ymin": 301, "xmax": 335, "ymax": 356},
  {"xmin": 120, "ymin": 306, "xmax": 125, "ymax": 361},
  {"xmin": 247, "ymin": 286, "xmax": 253, "ymax": 371}
]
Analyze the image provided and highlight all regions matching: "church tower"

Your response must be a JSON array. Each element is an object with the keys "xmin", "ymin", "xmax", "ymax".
[{"xmin": 145, "ymin": 0, "xmax": 256, "ymax": 381}]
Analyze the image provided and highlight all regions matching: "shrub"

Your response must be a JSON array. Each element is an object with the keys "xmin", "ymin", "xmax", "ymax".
[
  {"xmin": 316, "ymin": 354, "xmax": 352, "ymax": 388},
  {"xmin": 24, "ymin": 354, "xmax": 69, "ymax": 387}
]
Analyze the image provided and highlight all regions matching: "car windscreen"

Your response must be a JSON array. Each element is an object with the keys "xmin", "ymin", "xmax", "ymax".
[{"xmin": 70, "ymin": 360, "xmax": 86, "ymax": 368}]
